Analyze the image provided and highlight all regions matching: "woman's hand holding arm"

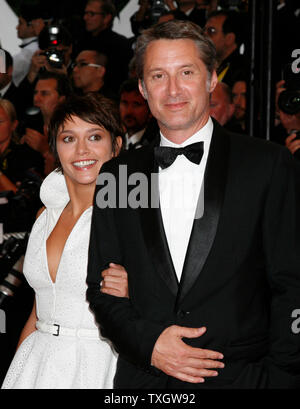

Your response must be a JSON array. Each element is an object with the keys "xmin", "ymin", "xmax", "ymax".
[{"xmin": 100, "ymin": 263, "xmax": 129, "ymax": 298}]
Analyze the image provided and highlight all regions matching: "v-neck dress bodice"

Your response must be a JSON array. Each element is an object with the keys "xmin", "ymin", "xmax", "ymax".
[{"xmin": 1, "ymin": 171, "xmax": 117, "ymax": 389}]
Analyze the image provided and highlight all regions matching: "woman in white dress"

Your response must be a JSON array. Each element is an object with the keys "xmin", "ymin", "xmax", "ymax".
[{"xmin": 2, "ymin": 94, "xmax": 126, "ymax": 389}]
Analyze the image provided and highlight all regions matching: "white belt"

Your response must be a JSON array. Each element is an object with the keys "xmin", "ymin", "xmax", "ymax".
[{"xmin": 36, "ymin": 320, "xmax": 99, "ymax": 339}]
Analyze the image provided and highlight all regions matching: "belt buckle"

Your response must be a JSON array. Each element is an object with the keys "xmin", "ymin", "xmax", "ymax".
[{"xmin": 53, "ymin": 324, "xmax": 60, "ymax": 336}]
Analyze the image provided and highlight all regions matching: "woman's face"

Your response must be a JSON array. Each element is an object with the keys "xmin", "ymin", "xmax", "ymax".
[
  {"xmin": 56, "ymin": 115, "xmax": 120, "ymax": 187},
  {"xmin": 0, "ymin": 106, "xmax": 17, "ymax": 148}
]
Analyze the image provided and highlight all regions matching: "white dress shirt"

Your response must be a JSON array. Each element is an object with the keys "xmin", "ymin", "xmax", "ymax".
[
  {"xmin": 13, "ymin": 37, "xmax": 39, "ymax": 87},
  {"xmin": 0, "ymin": 82, "xmax": 12, "ymax": 98},
  {"xmin": 125, "ymin": 128, "xmax": 146, "ymax": 150},
  {"xmin": 159, "ymin": 117, "xmax": 214, "ymax": 281}
]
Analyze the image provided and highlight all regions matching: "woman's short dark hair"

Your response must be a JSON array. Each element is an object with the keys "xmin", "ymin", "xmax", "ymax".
[
  {"xmin": 135, "ymin": 19, "xmax": 217, "ymax": 81},
  {"xmin": 48, "ymin": 93, "xmax": 124, "ymax": 172}
]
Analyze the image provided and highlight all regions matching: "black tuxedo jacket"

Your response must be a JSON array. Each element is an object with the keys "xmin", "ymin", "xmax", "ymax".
[
  {"xmin": 87, "ymin": 121, "xmax": 300, "ymax": 389},
  {"xmin": 2, "ymin": 82, "xmax": 23, "ymax": 118}
]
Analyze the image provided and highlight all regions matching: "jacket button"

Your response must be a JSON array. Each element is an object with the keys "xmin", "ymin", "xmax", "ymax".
[{"xmin": 177, "ymin": 310, "xmax": 189, "ymax": 318}]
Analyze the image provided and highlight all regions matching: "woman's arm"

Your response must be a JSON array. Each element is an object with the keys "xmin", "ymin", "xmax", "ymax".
[{"xmin": 16, "ymin": 299, "xmax": 37, "ymax": 350}]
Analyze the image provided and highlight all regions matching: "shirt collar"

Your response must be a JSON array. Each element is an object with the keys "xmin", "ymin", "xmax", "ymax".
[
  {"xmin": 125, "ymin": 128, "xmax": 145, "ymax": 149},
  {"xmin": 0, "ymin": 82, "xmax": 12, "ymax": 97},
  {"xmin": 160, "ymin": 117, "xmax": 214, "ymax": 148},
  {"xmin": 21, "ymin": 36, "xmax": 38, "ymax": 46}
]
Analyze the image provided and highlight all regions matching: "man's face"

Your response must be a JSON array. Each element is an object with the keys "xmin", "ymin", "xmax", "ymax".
[
  {"xmin": 139, "ymin": 39, "xmax": 217, "ymax": 141},
  {"xmin": 33, "ymin": 79, "xmax": 64, "ymax": 120},
  {"xmin": 16, "ymin": 17, "xmax": 34, "ymax": 39},
  {"xmin": 72, "ymin": 51, "xmax": 103, "ymax": 93},
  {"xmin": 120, "ymin": 90, "xmax": 150, "ymax": 135},
  {"xmin": 204, "ymin": 15, "xmax": 227, "ymax": 60},
  {"xmin": 209, "ymin": 83, "xmax": 234, "ymax": 125},
  {"xmin": 232, "ymin": 80, "xmax": 247, "ymax": 120},
  {"xmin": 84, "ymin": 1, "xmax": 108, "ymax": 35}
]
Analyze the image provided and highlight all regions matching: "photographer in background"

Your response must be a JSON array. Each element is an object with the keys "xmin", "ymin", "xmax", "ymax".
[
  {"xmin": 13, "ymin": 4, "xmax": 42, "ymax": 87},
  {"xmin": 0, "ymin": 99, "xmax": 43, "ymax": 194},
  {"xmin": 119, "ymin": 78, "xmax": 153, "ymax": 149},
  {"xmin": 130, "ymin": 0, "xmax": 169, "ymax": 36},
  {"xmin": 0, "ymin": 50, "xmax": 24, "ymax": 119},
  {"xmin": 21, "ymin": 71, "xmax": 73, "ymax": 176},
  {"xmin": 273, "ymin": 65, "xmax": 300, "ymax": 160},
  {"xmin": 204, "ymin": 9, "xmax": 248, "ymax": 87},
  {"xmin": 17, "ymin": 24, "xmax": 74, "ymax": 115},
  {"xmin": 27, "ymin": 24, "xmax": 73, "ymax": 85},
  {"xmin": 78, "ymin": 0, "xmax": 133, "ymax": 93},
  {"xmin": 131, "ymin": 0, "xmax": 204, "ymax": 36},
  {"xmin": 72, "ymin": 50, "xmax": 114, "ymax": 98}
]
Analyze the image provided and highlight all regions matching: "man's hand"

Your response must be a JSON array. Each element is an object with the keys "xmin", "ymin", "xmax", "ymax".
[
  {"xmin": 101, "ymin": 263, "xmax": 129, "ymax": 298},
  {"xmin": 21, "ymin": 128, "xmax": 49, "ymax": 155},
  {"xmin": 27, "ymin": 50, "xmax": 68, "ymax": 84},
  {"xmin": 151, "ymin": 325, "xmax": 224, "ymax": 383},
  {"xmin": 27, "ymin": 50, "xmax": 48, "ymax": 83},
  {"xmin": 285, "ymin": 132, "xmax": 300, "ymax": 155}
]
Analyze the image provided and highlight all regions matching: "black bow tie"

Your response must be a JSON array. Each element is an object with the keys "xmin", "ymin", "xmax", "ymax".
[
  {"xmin": 154, "ymin": 141, "xmax": 204, "ymax": 169},
  {"xmin": 19, "ymin": 39, "xmax": 38, "ymax": 48}
]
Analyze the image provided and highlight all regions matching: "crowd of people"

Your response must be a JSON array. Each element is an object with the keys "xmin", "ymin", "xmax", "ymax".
[{"xmin": 0, "ymin": 0, "xmax": 299, "ymax": 390}]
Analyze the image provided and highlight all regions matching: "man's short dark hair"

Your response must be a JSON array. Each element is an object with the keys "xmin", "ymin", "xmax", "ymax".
[
  {"xmin": 119, "ymin": 78, "xmax": 140, "ymax": 96},
  {"xmin": 81, "ymin": 49, "xmax": 108, "ymax": 67},
  {"xmin": 48, "ymin": 93, "xmax": 124, "ymax": 171},
  {"xmin": 134, "ymin": 20, "xmax": 217, "ymax": 81},
  {"xmin": 36, "ymin": 71, "xmax": 73, "ymax": 97},
  {"xmin": 87, "ymin": 0, "xmax": 116, "ymax": 19},
  {"xmin": 19, "ymin": 3, "xmax": 44, "ymax": 23}
]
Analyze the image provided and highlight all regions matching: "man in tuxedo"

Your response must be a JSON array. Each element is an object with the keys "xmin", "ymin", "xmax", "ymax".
[
  {"xmin": 0, "ymin": 50, "xmax": 23, "ymax": 118},
  {"xmin": 21, "ymin": 71, "xmax": 72, "ymax": 176},
  {"xmin": 13, "ymin": 4, "xmax": 40, "ymax": 87},
  {"xmin": 119, "ymin": 78, "xmax": 152, "ymax": 150},
  {"xmin": 87, "ymin": 20, "xmax": 300, "ymax": 389},
  {"xmin": 78, "ymin": 0, "xmax": 133, "ymax": 94},
  {"xmin": 203, "ymin": 10, "xmax": 248, "ymax": 87}
]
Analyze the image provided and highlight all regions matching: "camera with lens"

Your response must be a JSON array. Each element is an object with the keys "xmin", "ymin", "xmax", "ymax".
[
  {"xmin": 43, "ymin": 49, "xmax": 65, "ymax": 69},
  {"xmin": 38, "ymin": 24, "xmax": 66, "ymax": 69},
  {"xmin": 17, "ymin": 106, "xmax": 44, "ymax": 137},
  {"xmin": 149, "ymin": 0, "xmax": 167, "ymax": 24},
  {"xmin": 0, "ymin": 170, "xmax": 43, "ymax": 234},
  {"xmin": 0, "ymin": 234, "xmax": 28, "ymax": 309},
  {"xmin": 278, "ymin": 64, "xmax": 300, "ymax": 115}
]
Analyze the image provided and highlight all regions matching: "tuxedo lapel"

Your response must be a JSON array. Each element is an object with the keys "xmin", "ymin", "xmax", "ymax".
[
  {"xmin": 138, "ymin": 143, "xmax": 179, "ymax": 297},
  {"xmin": 176, "ymin": 122, "xmax": 230, "ymax": 305}
]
